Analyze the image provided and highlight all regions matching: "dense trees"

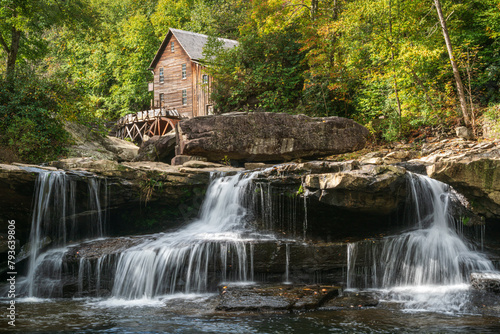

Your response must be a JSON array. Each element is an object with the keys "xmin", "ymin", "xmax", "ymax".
[
  {"xmin": 1, "ymin": 0, "xmax": 499, "ymax": 162},
  {"xmin": 204, "ymin": 0, "xmax": 499, "ymax": 140}
]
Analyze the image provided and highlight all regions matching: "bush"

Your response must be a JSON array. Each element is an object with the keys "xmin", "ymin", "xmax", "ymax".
[{"xmin": 0, "ymin": 73, "xmax": 73, "ymax": 163}]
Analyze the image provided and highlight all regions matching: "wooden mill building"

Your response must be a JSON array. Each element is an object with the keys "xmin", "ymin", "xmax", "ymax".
[{"xmin": 148, "ymin": 28, "xmax": 238, "ymax": 118}]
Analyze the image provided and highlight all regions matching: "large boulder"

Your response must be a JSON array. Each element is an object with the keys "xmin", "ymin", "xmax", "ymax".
[
  {"xmin": 427, "ymin": 158, "xmax": 500, "ymax": 219},
  {"xmin": 134, "ymin": 134, "xmax": 176, "ymax": 162},
  {"xmin": 175, "ymin": 112, "xmax": 369, "ymax": 162},
  {"xmin": 304, "ymin": 165, "xmax": 408, "ymax": 215}
]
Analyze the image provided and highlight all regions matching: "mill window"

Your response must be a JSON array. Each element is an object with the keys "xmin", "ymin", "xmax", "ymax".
[
  {"xmin": 182, "ymin": 89, "xmax": 187, "ymax": 105},
  {"xmin": 182, "ymin": 64, "xmax": 186, "ymax": 79}
]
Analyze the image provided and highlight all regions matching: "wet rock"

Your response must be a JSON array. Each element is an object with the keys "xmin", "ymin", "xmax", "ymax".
[
  {"xmin": 216, "ymin": 284, "xmax": 340, "ymax": 312},
  {"xmin": 217, "ymin": 284, "xmax": 292, "ymax": 311},
  {"xmin": 0, "ymin": 164, "xmax": 37, "ymax": 244},
  {"xmin": 164, "ymin": 294, "xmax": 220, "ymax": 314},
  {"xmin": 0, "ymin": 160, "xmax": 215, "ymax": 242},
  {"xmin": 175, "ymin": 112, "xmax": 369, "ymax": 162},
  {"xmin": 65, "ymin": 237, "xmax": 145, "ymax": 261},
  {"xmin": 321, "ymin": 291, "xmax": 379, "ymax": 309},
  {"xmin": 393, "ymin": 162, "xmax": 428, "ymax": 175},
  {"xmin": 471, "ymin": 273, "xmax": 500, "ymax": 294}
]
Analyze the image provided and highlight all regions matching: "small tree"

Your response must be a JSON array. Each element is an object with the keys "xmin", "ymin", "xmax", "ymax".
[{"xmin": 433, "ymin": 0, "xmax": 471, "ymax": 127}]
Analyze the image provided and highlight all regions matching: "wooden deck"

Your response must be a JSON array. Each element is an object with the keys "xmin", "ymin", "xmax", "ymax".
[{"xmin": 115, "ymin": 108, "xmax": 183, "ymax": 142}]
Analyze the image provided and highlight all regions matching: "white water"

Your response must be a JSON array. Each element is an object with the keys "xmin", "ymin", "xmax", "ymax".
[
  {"xmin": 110, "ymin": 172, "xmax": 271, "ymax": 299},
  {"xmin": 346, "ymin": 174, "xmax": 496, "ymax": 313},
  {"xmin": 19, "ymin": 170, "xmax": 107, "ymax": 297},
  {"xmin": 284, "ymin": 243, "xmax": 292, "ymax": 284},
  {"xmin": 15, "ymin": 168, "xmax": 498, "ymax": 313}
]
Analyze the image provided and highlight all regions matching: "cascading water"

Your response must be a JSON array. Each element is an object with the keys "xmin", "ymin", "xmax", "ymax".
[
  {"xmin": 18, "ymin": 169, "xmax": 107, "ymax": 298},
  {"xmin": 346, "ymin": 173, "xmax": 496, "ymax": 313},
  {"xmin": 253, "ymin": 179, "xmax": 304, "ymax": 237},
  {"xmin": 109, "ymin": 172, "xmax": 272, "ymax": 299}
]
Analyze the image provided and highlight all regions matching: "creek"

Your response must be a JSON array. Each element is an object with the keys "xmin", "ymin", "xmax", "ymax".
[{"xmin": 1, "ymin": 168, "xmax": 499, "ymax": 333}]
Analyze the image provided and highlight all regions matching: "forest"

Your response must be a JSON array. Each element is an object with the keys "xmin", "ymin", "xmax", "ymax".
[{"xmin": 1, "ymin": 0, "xmax": 499, "ymax": 162}]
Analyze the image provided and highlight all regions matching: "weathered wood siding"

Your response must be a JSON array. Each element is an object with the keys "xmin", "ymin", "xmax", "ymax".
[
  {"xmin": 152, "ymin": 35, "xmax": 193, "ymax": 118},
  {"xmin": 192, "ymin": 63, "xmax": 212, "ymax": 117}
]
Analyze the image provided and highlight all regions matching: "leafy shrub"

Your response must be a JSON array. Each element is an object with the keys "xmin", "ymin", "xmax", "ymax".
[{"xmin": 0, "ymin": 73, "xmax": 74, "ymax": 162}]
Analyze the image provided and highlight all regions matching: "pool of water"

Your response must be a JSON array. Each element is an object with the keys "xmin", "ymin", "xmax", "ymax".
[{"xmin": 1, "ymin": 295, "xmax": 500, "ymax": 334}]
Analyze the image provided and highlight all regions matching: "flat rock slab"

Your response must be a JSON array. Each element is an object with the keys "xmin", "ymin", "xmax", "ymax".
[
  {"xmin": 216, "ymin": 284, "xmax": 341, "ymax": 312},
  {"xmin": 471, "ymin": 273, "xmax": 500, "ymax": 293},
  {"xmin": 176, "ymin": 112, "xmax": 369, "ymax": 162},
  {"xmin": 321, "ymin": 291, "xmax": 379, "ymax": 309}
]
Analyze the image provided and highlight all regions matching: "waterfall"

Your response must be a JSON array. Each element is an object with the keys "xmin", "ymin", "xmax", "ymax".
[
  {"xmin": 110, "ymin": 172, "xmax": 264, "ymax": 299},
  {"xmin": 284, "ymin": 243, "xmax": 291, "ymax": 284},
  {"xmin": 346, "ymin": 173, "xmax": 495, "ymax": 312},
  {"xmin": 19, "ymin": 170, "xmax": 107, "ymax": 298},
  {"xmin": 253, "ymin": 180, "xmax": 304, "ymax": 238}
]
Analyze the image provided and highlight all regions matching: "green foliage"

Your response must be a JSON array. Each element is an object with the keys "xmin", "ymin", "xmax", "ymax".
[
  {"xmin": 0, "ymin": 72, "xmax": 73, "ymax": 162},
  {"xmin": 50, "ymin": 0, "xmax": 158, "ymax": 119},
  {"xmin": 139, "ymin": 173, "xmax": 165, "ymax": 206},
  {"xmin": 2, "ymin": 0, "xmax": 500, "ymax": 145},
  {"xmin": 296, "ymin": 184, "xmax": 304, "ymax": 196},
  {"xmin": 206, "ymin": 25, "xmax": 306, "ymax": 113},
  {"xmin": 220, "ymin": 155, "xmax": 231, "ymax": 166}
]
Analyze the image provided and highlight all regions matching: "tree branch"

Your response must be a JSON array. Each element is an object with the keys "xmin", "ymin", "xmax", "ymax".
[{"xmin": 0, "ymin": 33, "xmax": 10, "ymax": 53}]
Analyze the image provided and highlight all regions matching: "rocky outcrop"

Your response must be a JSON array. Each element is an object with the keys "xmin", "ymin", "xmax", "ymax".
[
  {"xmin": 304, "ymin": 164, "xmax": 407, "ymax": 215},
  {"xmin": 471, "ymin": 273, "xmax": 500, "ymax": 294},
  {"xmin": 0, "ymin": 159, "xmax": 244, "ymax": 249},
  {"xmin": 427, "ymin": 158, "xmax": 500, "ymax": 219},
  {"xmin": 65, "ymin": 121, "xmax": 139, "ymax": 161},
  {"xmin": 413, "ymin": 139, "xmax": 500, "ymax": 219},
  {"xmin": 134, "ymin": 133, "xmax": 176, "ymax": 163},
  {"xmin": 254, "ymin": 161, "xmax": 411, "ymax": 241},
  {"xmin": 0, "ymin": 164, "xmax": 41, "ymax": 244},
  {"xmin": 175, "ymin": 112, "xmax": 369, "ymax": 162}
]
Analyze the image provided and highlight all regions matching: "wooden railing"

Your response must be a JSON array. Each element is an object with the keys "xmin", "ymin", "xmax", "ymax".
[{"xmin": 115, "ymin": 108, "xmax": 183, "ymax": 143}]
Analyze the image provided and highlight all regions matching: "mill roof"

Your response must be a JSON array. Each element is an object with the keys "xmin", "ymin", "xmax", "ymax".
[{"xmin": 148, "ymin": 28, "xmax": 238, "ymax": 70}]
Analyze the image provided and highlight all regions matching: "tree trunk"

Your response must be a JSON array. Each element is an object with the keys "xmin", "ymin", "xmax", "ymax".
[
  {"xmin": 433, "ymin": 0, "xmax": 471, "ymax": 127},
  {"xmin": 311, "ymin": 0, "xmax": 319, "ymax": 20},
  {"xmin": 389, "ymin": 0, "xmax": 402, "ymax": 136},
  {"xmin": 6, "ymin": 28, "xmax": 21, "ymax": 77}
]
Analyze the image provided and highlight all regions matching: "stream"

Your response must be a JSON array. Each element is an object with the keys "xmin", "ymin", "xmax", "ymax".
[{"xmin": 1, "ymin": 169, "xmax": 499, "ymax": 333}]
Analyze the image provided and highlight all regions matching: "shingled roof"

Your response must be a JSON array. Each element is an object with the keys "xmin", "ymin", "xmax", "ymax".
[{"xmin": 148, "ymin": 28, "xmax": 238, "ymax": 70}]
